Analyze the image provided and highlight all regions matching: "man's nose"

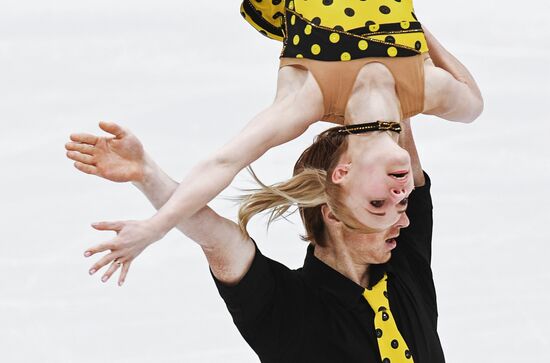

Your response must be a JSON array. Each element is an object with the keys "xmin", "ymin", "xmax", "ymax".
[{"xmin": 396, "ymin": 212, "xmax": 410, "ymax": 228}]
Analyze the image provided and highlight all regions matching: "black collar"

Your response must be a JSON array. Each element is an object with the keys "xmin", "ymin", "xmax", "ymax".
[
  {"xmin": 336, "ymin": 121, "xmax": 402, "ymax": 135},
  {"xmin": 302, "ymin": 244, "xmax": 389, "ymax": 309}
]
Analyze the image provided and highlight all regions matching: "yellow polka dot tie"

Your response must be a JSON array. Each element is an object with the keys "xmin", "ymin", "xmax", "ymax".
[{"xmin": 362, "ymin": 273, "xmax": 414, "ymax": 363}]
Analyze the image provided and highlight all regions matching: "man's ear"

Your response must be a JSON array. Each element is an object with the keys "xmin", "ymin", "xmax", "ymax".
[
  {"xmin": 332, "ymin": 163, "xmax": 351, "ymax": 184},
  {"xmin": 321, "ymin": 204, "xmax": 341, "ymax": 225}
]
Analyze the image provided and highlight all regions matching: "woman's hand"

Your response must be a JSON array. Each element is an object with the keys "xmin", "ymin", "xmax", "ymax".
[
  {"xmin": 65, "ymin": 121, "xmax": 146, "ymax": 183},
  {"xmin": 85, "ymin": 219, "xmax": 166, "ymax": 286}
]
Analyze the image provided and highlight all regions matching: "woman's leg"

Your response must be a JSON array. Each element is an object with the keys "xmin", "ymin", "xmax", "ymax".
[
  {"xmin": 345, "ymin": 62, "xmax": 403, "ymax": 124},
  {"xmin": 421, "ymin": 28, "xmax": 484, "ymax": 123}
]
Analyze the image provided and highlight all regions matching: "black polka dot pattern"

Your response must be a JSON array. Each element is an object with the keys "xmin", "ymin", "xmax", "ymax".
[
  {"xmin": 241, "ymin": 0, "xmax": 428, "ymax": 58},
  {"xmin": 380, "ymin": 5, "xmax": 391, "ymax": 14},
  {"xmin": 344, "ymin": 8, "xmax": 355, "ymax": 17},
  {"xmin": 363, "ymin": 273, "xmax": 416, "ymax": 363},
  {"xmin": 240, "ymin": 0, "xmax": 286, "ymax": 40}
]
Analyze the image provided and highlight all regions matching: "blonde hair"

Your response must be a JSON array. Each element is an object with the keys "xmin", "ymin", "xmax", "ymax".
[
  {"xmin": 238, "ymin": 167, "xmax": 327, "ymax": 232},
  {"xmin": 238, "ymin": 127, "xmax": 368, "ymax": 246}
]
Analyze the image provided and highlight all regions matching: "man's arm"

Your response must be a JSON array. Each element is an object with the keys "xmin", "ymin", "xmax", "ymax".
[
  {"xmin": 398, "ymin": 119, "xmax": 425, "ymax": 187},
  {"xmin": 133, "ymin": 155, "xmax": 256, "ymax": 285}
]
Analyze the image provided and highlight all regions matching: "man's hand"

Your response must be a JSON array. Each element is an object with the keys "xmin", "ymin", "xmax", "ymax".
[{"xmin": 65, "ymin": 121, "xmax": 145, "ymax": 183}]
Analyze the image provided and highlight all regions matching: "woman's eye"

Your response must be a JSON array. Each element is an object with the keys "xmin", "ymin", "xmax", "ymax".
[
  {"xmin": 398, "ymin": 198, "xmax": 409, "ymax": 206},
  {"xmin": 370, "ymin": 200, "xmax": 385, "ymax": 208}
]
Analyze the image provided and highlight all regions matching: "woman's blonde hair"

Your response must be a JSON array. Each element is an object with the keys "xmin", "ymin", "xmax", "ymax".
[{"xmin": 238, "ymin": 126, "xmax": 365, "ymax": 246}]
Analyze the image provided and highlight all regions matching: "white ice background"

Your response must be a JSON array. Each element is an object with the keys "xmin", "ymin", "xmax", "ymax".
[{"xmin": 0, "ymin": 0, "xmax": 549, "ymax": 362}]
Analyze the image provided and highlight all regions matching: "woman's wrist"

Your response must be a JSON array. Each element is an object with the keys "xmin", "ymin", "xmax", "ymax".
[{"xmin": 147, "ymin": 211, "xmax": 178, "ymax": 238}]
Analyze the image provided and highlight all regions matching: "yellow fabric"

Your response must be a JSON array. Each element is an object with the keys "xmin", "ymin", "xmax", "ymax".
[
  {"xmin": 240, "ymin": 1, "xmax": 285, "ymax": 41},
  {"xmin": 363, "ymin": 273, "xmax": 415, "ymax": 362},
  {"xmin": 368, "ymin": 32, "xmax": 429, "ymax": 53},
  {"xmin": 293, "ymin": 0, "xmax": 418, "ymax": 31},
  {"xmin": 241, "ymin": 0, "xmax": 428, "ymax": 58}
]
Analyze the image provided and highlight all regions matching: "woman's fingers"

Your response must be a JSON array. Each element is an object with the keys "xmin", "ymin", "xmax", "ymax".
[
  {"xmin": 99, "ymin": 121, "xmax": 126, "ymax": 138},
  {"xmin": 88, "ymin": 251, "xmax": 119, "ymax": 275},
  {"xmin": 118, "ymin": 261, "xmax": 132, "ymax": 286},
  {"xmin": 74, "ymin": 162, "xmax": 97, "ymax": 175},
  {"xmin": 70, "ymin": 133, "xmax": 98, "ymax": 145},
  {"xmin": 91, "ymin": 221, "xmax": 123, "ymax": 232},
  {"xmin": 84, "ymin": 239, "xmax": 116, "ymax": 258},
  {"xmin": 66, "ymin": 151, "xmax": 95, "ymax": 165},
  {"xmin": 65, "ymin": 142, "xmax": 95, "ymax": 155},
  {"xmin": 101, "ymin": 259, "xmax": 123, "ymax": 283}
]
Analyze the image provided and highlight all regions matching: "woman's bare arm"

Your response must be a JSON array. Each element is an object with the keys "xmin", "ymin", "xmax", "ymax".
[{"xmin": 143, "ymin": 68, "xmax": 323, "ymax": 237}]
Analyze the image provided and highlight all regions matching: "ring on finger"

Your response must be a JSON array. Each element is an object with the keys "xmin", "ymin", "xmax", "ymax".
[{"xmin": 114, "ymin": 259, "xmax": 122, "ymax": 266}]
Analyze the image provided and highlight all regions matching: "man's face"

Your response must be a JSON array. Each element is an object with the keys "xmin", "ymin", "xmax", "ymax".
[{"xmin": 342, "ymin": 212, "xmax": 410, "ymax": 265}]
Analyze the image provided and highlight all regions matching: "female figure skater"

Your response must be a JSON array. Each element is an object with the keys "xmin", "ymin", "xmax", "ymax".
[
  {"xmin": 67, "ymin": 120, "xmax": 445, "ymax": 362},
  {"xmin": 65, "ymin": 0, "xmax": 482, "ymax": 281}
]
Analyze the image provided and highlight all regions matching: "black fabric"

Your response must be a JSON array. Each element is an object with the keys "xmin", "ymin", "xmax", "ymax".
[
  {"xmin": 213, "ymin": 172, "xmax": 445, "ymax": 363},
  {"xmin": 347, "ymin": 21, "xmax": 423, "ymax": 36},
  {"xmin": 282, "ymin": 8, "xmax": 420, "ymax": 61},
  {"xmin": 241, "ymin": 0, "xmax": 285, "ymax": 38}
]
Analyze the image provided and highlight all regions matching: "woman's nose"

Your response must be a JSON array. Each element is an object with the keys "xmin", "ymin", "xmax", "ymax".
[{"xmin": 390, "ymin": 188, "xmax": 406, "ymax": 202}]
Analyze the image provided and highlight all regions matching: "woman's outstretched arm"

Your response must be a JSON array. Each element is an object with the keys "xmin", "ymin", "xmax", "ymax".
[
  {"xmin": 151, "ymin": 87, "xmax": 320, "ymax": 233},
  {"xmin": 66, "ymin": 122, "xmax": 257, "ymax": 286},
  {"xmin": 422, "ymin": 26, "xmax": 484, "ymax": 123},
  {"xmin": 67, "ymin": 67, "xmax": 323, "ymax": 283}
]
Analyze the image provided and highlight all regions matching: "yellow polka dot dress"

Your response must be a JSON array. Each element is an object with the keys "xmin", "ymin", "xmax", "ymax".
[{"xmin": 240, "ymin": 0, "xmax": 428, "ymax": 61}]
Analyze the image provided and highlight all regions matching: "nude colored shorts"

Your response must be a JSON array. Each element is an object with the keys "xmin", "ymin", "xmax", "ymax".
[{"xmin": 279, "ymin": 54, "xmax": 428, "ymax": 123}]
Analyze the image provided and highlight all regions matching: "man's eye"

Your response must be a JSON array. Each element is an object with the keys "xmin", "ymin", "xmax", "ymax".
[
  {"xmin": 370, "ymin": 200, "xmax": 385, "ymax": 208},
  {"xmin": 399, "ymin": 198, "xmax": 409, "ymax": 206}
]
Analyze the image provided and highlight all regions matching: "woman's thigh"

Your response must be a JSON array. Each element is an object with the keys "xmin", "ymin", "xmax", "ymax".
[
  {"xmin": 274, "ymin": 65, "xmax": 324, "ymax": 122},
  {"xmin": 345, "ymin": 62, "xmax": 402, "ymax": 124}
]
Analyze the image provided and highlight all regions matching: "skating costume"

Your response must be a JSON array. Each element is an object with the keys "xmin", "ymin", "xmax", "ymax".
[{"xmin": 240, "ymin": 0, "xmax": 430, "ymax": 122}]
